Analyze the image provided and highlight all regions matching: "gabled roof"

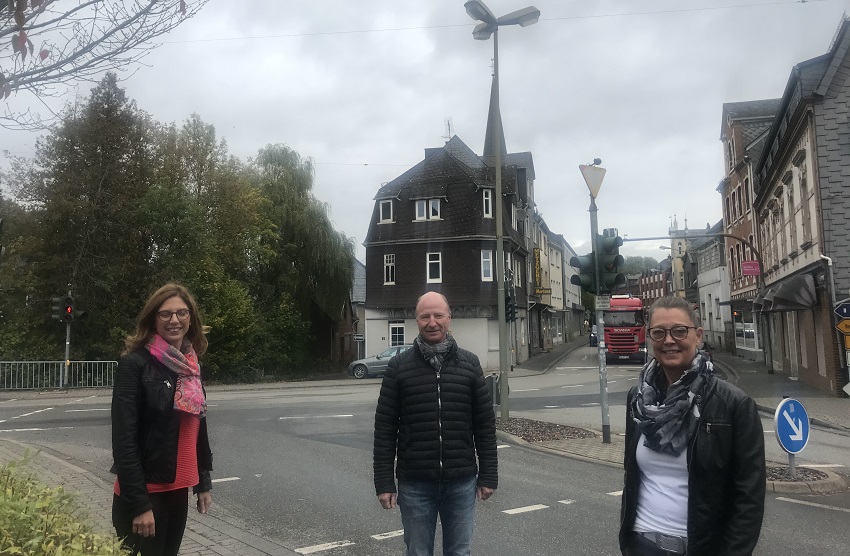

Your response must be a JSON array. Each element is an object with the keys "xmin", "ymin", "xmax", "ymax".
[{"xmin": 720, "ymin": 99, "xmax": 781, "ymax": 140}]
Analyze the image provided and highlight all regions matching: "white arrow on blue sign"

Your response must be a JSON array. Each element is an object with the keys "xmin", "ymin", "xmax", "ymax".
[
  {"xmin": 774, "ymin": 398, "xmax": 810, "ymax": 454},
  {"xmin": 834, "ymin": 302, "xmax": 850, "ymax": 319}
]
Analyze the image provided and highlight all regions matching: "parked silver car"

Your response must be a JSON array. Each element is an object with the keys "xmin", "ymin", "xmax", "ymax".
[{"xmin": 347, "ymin": 345, "xmax": 413, "ymax": 379}]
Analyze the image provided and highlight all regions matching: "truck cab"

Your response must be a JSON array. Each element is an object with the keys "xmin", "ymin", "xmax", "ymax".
[{"xmin": 602, "ymin": 295, "xmax": 647, "ymax": 364}]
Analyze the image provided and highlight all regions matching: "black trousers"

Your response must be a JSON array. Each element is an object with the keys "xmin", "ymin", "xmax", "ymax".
[
  {"xmin": 113, "ymin": 488, "xmax": 189, "ymax": 556},
  {"xmin": 622, "ymin": 532, "xmax": 687, "ymax": 556}
]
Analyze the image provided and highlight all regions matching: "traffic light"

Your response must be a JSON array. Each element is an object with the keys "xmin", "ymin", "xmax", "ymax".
[
  {"xmin": 597, "ymin": 229, "xmax": 625, "ymax": 294},
  {"xmin": 61, "ymin": 295, "xmax": 75, "ymax": 323},
  {"xmin": 51, "ymin": 297, "xmax": 63, "ymax": 321},
  {"xmin": 569, "ymin": 252, "xmax": 596, "ymax": 294},
  {"xmin": 505, "ymin": 289, "xmax": 517, "ymax": 323}
]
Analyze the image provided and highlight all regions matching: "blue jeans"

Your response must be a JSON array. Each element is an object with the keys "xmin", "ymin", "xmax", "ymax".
[{"xmin": 397, "ymin": 476, "xmax": 477, "ymax": 556}]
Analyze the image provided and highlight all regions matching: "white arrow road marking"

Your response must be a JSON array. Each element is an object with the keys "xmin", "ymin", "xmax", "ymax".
[
  {"xmin": 783, "ymin": 410, "xmax": 805, "ymax": 441},
  {"xmin": 296, "ymin": 541, "xmax": 356, "ymax": 554},
  {"xmin": 371, "ymin": 530, "xmax": 404, "ymax": 540},
  {"xmin": 279, "ymin": 415, "xmax": 353, "ymax": 420},
  {"xmin": 777, "ymin": 497, "xmax": 850, "ymax": 513},
  {"xmin": 503, "ymin": 504, "xmax": 549, "ymax": 515},
  {"xmin": 211, "ymin": 477, "xmax": 240, "ymax": 483}
]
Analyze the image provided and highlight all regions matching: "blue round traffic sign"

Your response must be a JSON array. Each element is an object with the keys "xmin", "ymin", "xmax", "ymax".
[{"xmin": 774, "ymin": 398, "xmax": 810, "ymax": 454}]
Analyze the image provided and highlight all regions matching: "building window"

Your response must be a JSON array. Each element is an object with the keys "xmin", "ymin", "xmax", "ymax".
[
  {"xmin": 384, "ymin": 254, "xmax": 396, "ymax": 285},
  {"xmin": 511, "ymin": 203, "xmax": 518, "ymax": 230},
  {"xmin": 724, "ymin": 196, "xmax": 731, "ymax": 225},
  {"xmin": 736, "ymin": 187, "xmax": 743, "ymax": 220},
  {"xmin": 379, "ymin": 200, "xmax": 393, "ymax": 223},
  {"xmin": 427, "ymin": 252, "xmax": 442, "ymax": 283},
  {"xmin": 481, "ymin": 250, "xmax": 493, "ymax": 281},
  {"xmin": 389, "ymin": 321, "xmax": 405, "ymax": 346},
  {"xmin": 483, "ymin": 189, "xmax": 493, "ymax": 218},
  {"xmin": 415, "ymin": 198, "xmax": 441, "ymax": 221}
]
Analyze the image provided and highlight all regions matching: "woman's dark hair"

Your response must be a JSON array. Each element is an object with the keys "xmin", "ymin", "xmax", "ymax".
[
  {"xmin": 123, "ymin": 283, "xmax": 208, "ymax": 355},
  {"xmin": 648, "ymin": 296, "xmax": 699, "ymax": 327}
]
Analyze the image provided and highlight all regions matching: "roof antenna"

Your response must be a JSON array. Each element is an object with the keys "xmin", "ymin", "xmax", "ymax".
[{"xmin": 443, "ymin": 117, "xmax": 453, "ymax": 142}]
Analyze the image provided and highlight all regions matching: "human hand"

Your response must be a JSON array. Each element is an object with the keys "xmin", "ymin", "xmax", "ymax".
[
  {"xmin": 197, "ymin": 491, "xmax": 212, "ymax": 514},
  {"xmin": 132, "ymin": 510, "xmax": 155, "ymax": 537},
  {"xmin": 378, "ymin": 492, "xmax": 397, "ymax": 509},
  {"xmin": 477, "ymin": 486, "xmax": 495, "ymax": 501}
]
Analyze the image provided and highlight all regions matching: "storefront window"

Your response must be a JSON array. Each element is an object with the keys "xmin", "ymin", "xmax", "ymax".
[{"xmin": 733, "ymin": 310, "xmax": 756, "ymax": 349}]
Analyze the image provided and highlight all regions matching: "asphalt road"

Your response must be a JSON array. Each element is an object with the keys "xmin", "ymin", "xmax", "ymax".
[{"xmin": 1, "ymin": 364, "xmax": 849, "ymax": 555}]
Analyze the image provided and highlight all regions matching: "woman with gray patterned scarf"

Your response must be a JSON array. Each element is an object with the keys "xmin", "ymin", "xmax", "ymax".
[{"xmin": 619, "ymin": 296, "xmax": 765, "ymax": 556}]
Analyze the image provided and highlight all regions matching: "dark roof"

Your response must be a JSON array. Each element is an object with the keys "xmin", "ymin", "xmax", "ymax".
[
  {"xmin": 352, "ymin": 259, "xmax": 366, "ymax": 303},
  {"xmin": 720, "ymin": 99, "xmax": 781, "ymax": 139}
]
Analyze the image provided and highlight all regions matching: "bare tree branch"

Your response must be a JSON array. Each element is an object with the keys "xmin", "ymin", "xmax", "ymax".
[{"xmin": 1, "ymin": 0, "xmax": 208, "ymax": 130}]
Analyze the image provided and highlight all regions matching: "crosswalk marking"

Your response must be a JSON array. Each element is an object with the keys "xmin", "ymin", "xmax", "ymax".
[{"xmin": 503, "ymin": 504, "xmax": 549, "ymax": 515}]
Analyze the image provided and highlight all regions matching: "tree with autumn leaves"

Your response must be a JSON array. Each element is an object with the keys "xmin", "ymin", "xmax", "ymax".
[
  {"xmin": 1, "ymin": 0, "xmax": 208, "ymax": 130},
  {"xmin": 0, "ymin": 74, "xmax": 356, "ymax": 381}
]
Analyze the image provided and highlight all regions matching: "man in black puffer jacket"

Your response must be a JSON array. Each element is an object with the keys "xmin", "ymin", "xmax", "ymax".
[{"xmin": 374, "ymin": 291, "xmax": 497, "ymax": 556}]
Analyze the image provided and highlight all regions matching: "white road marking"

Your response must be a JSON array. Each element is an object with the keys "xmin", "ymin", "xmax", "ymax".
[
  {"xmin": 211, "ymin": 477, "xmax": 241, "ymax": 483},
  {"xmin": 800, "ymin": 464, "xmax": 845, "ymax": 468},
  {"xmin": 371, "ymin": 530, "xmax": 404, "ymax": 540},
  {"xmin": 558, "ymin": 499, "xmax": 576, "ymax": 505},
  {"xmin": 556, "ymin": 367, "xmax": 597, "ymax": 370},
  {"xmin": 279, "ymin": 414, "xmax": 353, "ymax": 420},
  {"xmin": 627, "ymin": 377, "xmax": 638, "ymax": 380},
  {"xmin": 544, "ymin": 405, "xmax": 560, "ymax": 408},
  {"xmin": 0, "ymin": 399, "xmax": 17, "ymax": 404},
  {"xmin": 581, "ymin": 403, "xmax": 600, "ymax": 407},
  {"xmin": 12, "ymin": 407, "xmax": 54, "ymax": 419},
  {"xmin": 69, "ymin": 395, "xmax": 95, "ymax": 404},
  {"xmin": 0, "ymin": 427, "xmax": 73, "ymax": 433},
  {"xmin": 295, "ymin": 541, "xmax": 356, "ymax": 554},
  {"xmin": 497, "ymin": 444, "xmax": 511, "ymax": 449},
  {"xmin": 66, "ymin": 408, "xmax": 109, "ymax": 412},
  {"xmin": 777, "ymin": 497, "xmax": 850, "ymax": 513},
  {"xmin": 512, "ymin": 388, "xmax": 540, "ymax": 392},
  {"xmin": 763, "ymin": 430, "xmax": 774, "ymax": 433},
  {"xmin": 561, "ymin": 384, "xmax": 584, "ymax": 388},
  {"xmin": 503, "ymin": 504, "xmax": 549, "ymax": 515},
  {"xmin": 607, "ymin": 490, "xmax": 623, "ymax": 496}
]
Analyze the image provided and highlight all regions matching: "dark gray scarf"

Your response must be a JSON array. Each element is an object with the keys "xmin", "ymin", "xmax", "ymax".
[
  {"xmin": 630, "ymin": 351, "xmax": 713, "ymax": 456},
  {"xmin": 415, "ymin": 334, "xmax": 455, "ymax": 371}
]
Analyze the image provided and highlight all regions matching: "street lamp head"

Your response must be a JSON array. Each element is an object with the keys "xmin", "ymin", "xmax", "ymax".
[
  {"xmin": 472, "ymin": 21, "xmax": 496, "ymax": 40},
  {"xmin": 498, "ymin": 6, "xmax": 540, "ymax": 27},
  {"xmin": 592, "ymin": 158, "xmax": 602, "ymax": 166},
  {"xmin": 464, "ymin": 0, "xmax": 497, "ymax": 24}
]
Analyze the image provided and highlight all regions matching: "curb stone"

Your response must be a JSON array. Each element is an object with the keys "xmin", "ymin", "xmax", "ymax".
[{"xmin": 767, "ymin": 468, "xmax": 846, "ymax": 494}]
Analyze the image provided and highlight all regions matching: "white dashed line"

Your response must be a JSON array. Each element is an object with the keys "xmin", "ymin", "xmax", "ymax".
[
  {"xmin": 503, "ymin": 504, "xmax": 549, "ymax": 515},
  {"xmin": 295, "ymin": 540, "xmax": 356, "ymax": 554},
  {"xmin": 0, "ymin": 427, "xmax": 73, "ymax": 433},
  {"xmin": 607, "ymin": 490, "xmax": 623, "ymax": 496},
  {"xmin": 512, "ymin": 388, "xmax": 540, "ymax": 392},
  {"xmin": 544, "ymin": 405, "xmax": 560, "ymax": 408},
  {"xmin": 777, "ymin": 497, "xmax": 850, "ymax": 513},
  {"xmin": 561, "ymin": 385, "xmax": 584, "ymax": 388},
  {"xmin": 279, "ymin": 415, "xmax": 353, "ymax": 420},
  {"xmin": 497, "ymin": 444, "xmax": 511, "ymax": 449},
  {"xmin": 371, "ymin": 530, "xmax": 404, "ymax": 540},
  {"xmin": 12, "ymin": 407, "xmax": 54, "ymax": 419},
  {"xmin": 211, "ymin": 477, "xmax": 241, "ymax": 483},
  {"xmin": 581, "ymin": 403, "xmax": 600, "ymax": 407},
  {"xmin": 558, "ymin": 499, "xmax": 576, "ymax": 505},
  {"xmin": 66, "ymin": 408, "xmax": 109, "ymax": 412}
]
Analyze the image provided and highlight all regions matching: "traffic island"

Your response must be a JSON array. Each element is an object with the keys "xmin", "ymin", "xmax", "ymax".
[{"xmin": 766, "ymin": 465, "xmax": 846, "ymax": 494}]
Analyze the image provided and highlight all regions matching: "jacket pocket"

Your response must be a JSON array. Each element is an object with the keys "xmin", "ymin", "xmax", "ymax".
[
  {"xmin": 142, "ymin": 376, "xmax": 173, "ymax": 414},
  {"xmin": 698, "ymin": 420, "xmax": 733, "ymax": 470}
]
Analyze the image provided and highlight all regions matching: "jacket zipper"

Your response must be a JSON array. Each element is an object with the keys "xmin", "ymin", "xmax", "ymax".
[{"xmin": 436, "ymin": 363, "xmax": 443, "ymax": 479}]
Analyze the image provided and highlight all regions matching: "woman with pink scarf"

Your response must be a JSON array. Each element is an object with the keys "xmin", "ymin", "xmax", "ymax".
[{"xmin": 111, "ymin": 283, "xmax": 214, "ymax": 556}]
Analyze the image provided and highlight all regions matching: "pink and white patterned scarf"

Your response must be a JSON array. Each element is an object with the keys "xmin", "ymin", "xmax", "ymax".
[{"xmin": 146, "ymin": 334, "xmax": 207, "ymax": 416}]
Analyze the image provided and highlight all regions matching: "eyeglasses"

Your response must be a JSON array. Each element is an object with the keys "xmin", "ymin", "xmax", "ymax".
[
  {"xmin": 648, "ymin": 326, "xmax": 696, "ymax": 342},
  {"xmin": 157, "ymin": 309, "xmax": 190, "ymax": 321}
]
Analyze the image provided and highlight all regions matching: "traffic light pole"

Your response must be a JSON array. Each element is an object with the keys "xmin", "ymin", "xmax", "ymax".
[
  {"xmin": 63, "ymin": 289, "xmax": 71, "ymax": 388},
  {"xmin": 589, "ymin": 195, "xmax": 612, "ymax": 444}
]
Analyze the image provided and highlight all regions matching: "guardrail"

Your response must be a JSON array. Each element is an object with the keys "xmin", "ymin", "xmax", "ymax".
[{"xmin": 0, "ymin": 361, "xmax": 117, "ymax": 390}]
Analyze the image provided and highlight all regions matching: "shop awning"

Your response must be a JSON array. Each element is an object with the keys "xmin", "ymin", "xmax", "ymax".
[{"xmin": 760, "ymin": 274, "xmax": 817, "ymax": 313}]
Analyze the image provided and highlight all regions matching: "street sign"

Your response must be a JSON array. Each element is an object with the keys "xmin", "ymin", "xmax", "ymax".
[
  {"xmin": 836, "ymin": 319, "xmax": 850, "ymax": 335},
  {"xmin": 595, "ymin": 295, "xmax": 611, "ymax": 310},
  {"xmin": 845, "ymin": 336, "xmax": 850, "ymax": 350},
  {"xmin": 774, "ymin": 398, "xmax": 810, "ymax": 454},
  {"xmin": 353, "ymin": 334, "xmax": 364, "ymax": 341},
  {"xmin": 844, "ymin": 381, "xmax": 850, "ymax": 397},
  {"xmin": 579, "ymin": 164, "xmax": 606, "ymax": 198},
  {"xmin": 741, "ymin": 260, "xmax": 760, "ymax": 276},
  {"xmin": 835, "ymin": 303, "xmax": 850, "ymax": 319}
]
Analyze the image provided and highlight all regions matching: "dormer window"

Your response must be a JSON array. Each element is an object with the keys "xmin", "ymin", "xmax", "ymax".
[
  {"xmin": 415, "ymin": 199, "xmax": 441, "ymax": 221},
  {"xmin": 379, "ymin": 200, "xmax": 393, "ymax": 223},
  {"xmin": 483, "ymin": 189, "xmax": 493, "ymax": 218}
]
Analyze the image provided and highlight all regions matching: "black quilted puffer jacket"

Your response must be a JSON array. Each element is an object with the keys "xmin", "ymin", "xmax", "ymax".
[{"xmin": 373, "ymin": 341, "xmax": 498, "ymax": 495}]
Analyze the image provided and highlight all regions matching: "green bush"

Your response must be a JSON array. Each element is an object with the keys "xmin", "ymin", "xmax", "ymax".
[{"xmin": 0, "ymin": 456, "xmax": 128, "ymax": 555}]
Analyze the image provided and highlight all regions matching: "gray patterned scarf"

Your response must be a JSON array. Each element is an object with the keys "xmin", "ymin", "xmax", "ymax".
[
  {"xmin": 630, "ymin": 351, "xmax": 713, "ymax": 456},
  {"xmin": 415, "ymin": 334, "xmax": 455, "ymax": 371}
]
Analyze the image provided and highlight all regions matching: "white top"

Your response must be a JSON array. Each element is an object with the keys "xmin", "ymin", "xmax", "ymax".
[{"xmin": 633, "ymin": 434, "xmax": 689, "ymax": 537}]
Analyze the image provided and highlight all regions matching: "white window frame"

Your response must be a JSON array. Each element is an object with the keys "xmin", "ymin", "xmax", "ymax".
[
  {"xmin": 481, "ymin": 250, "xmax": 493, "ymax": 282},
  {"xmin": 384, "ymin": 254, "xmax": 396, "ymax": 285},
  {"xmin": 483, "ymin": 189, "xmax": 493, "ymax": 218},
  {"xmin": 415, "ymin": 198, "xmax": 441, "ymax": 221},
  {"xmin": 427, "ymin": 252, "xmax": 442, "ymax": 283},
  {"xmin": 389, "ymin": 321, "xmax": 405, "ymax": 346},
  {"xmin": 379, "ymin": 200, "xmax": 393, "ymax": 223}
]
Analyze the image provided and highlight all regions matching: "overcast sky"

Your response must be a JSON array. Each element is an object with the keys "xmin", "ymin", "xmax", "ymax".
[{"xmin": 2, "ymin": 0, "xmax": 848, "ymax": 264}]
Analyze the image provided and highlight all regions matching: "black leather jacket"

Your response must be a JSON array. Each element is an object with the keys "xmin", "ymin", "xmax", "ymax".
[
  {"xmin": 619, "ymin": 374, "xmax": 765, "ymax": 556},
  {"xmin": 112, "ymin": 348, "xmax": 213, "ymax": 517},
  {"xmin": 373, "ymin": 342, "xmax": 498, "ymax": 495}
]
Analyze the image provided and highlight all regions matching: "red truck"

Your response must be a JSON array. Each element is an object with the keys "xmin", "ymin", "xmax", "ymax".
[{"xmin": 602, "ymin": 295, "xmax": 647, "ymax": 364}]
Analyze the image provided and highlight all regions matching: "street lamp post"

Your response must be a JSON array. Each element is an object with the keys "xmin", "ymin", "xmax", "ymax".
[{"xmin": 464, "ymin": 0, "xmax": 539, "ymax": 421}]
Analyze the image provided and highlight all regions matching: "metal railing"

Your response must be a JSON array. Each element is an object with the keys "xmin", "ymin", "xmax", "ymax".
[{"xmin": 0, "ymin": 361, "xmax": 117, "ymax": 390}]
